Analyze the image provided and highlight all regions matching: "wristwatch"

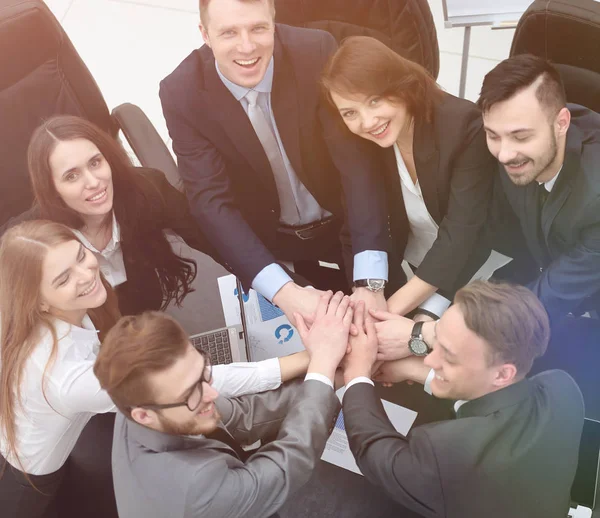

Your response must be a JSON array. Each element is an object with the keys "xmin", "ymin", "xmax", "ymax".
[
  {"xmin": 353, "ymin": 279, "xmax": 386, "ymax": 293},
  {"xmin": 408, "ymin": 321, "xmax": 431, "ymax": 356}
]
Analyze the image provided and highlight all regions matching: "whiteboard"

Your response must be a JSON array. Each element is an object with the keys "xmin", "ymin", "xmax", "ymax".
[{"xmin": 443, "ymin": 0, "xmax": 531, "ymax": 26}]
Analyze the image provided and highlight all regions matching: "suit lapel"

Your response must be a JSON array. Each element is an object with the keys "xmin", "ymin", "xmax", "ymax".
[
  {"xmin": 413, "ymin": 119, "xmax": 441, "ymax": 223},
  {"xmin": 541, "ymin": 142, "xmax": 580, "ymax": 240},
  {"xmin": 271, "ymin": 35, "xmax": 304, "ymax": 181},
  {"xmin": 202, "ymin": 57, "xmax": 274, "ymax": 188}
]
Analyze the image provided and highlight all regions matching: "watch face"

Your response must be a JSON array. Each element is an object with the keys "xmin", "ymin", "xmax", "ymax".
[
  {"xmin": 367, "ymin": 279, "xmax": 385, "ymax": 292},
  {"xmin": 409, "ymin": 338, "xmax": 430, "ymax": 357}
]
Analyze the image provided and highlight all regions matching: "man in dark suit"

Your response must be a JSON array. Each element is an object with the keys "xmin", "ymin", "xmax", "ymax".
[
  {"xmin": 94, "ymin": 291, "xmax": 351, "ymax": 518},
  {"xmin": 478, "ymin": 54, "xmax": 600, "ymax": 418},
  {"xmin": 479, "ymin": 54, "xmax": 600, "ymax": 321},
  {"xmin": 342, "ymin": 281, "xmax": 584, "ymax": 517},
  {"xmin": 160, "ymin": 0, "xmax": 389, "ymax": 325}
]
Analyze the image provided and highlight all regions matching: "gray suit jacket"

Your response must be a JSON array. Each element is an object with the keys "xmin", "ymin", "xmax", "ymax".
[
  {"xmin": 111, "ymin": 379, "xmax": 340, "ymax": 518},
  {"xmin": 344, "ymin": 370, "xmax": 584, "ymax": 518}
]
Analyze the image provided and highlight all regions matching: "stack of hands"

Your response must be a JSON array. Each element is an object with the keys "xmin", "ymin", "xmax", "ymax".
[{"xmin": 294, "ymin": 291, "xmax": 432, "ymax": 388}]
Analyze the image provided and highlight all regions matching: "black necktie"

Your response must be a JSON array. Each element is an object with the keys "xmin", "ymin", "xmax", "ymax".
[
  {"xmin": 538, "ymin": 183, "xmax": 550, "ymax": 210},
  {"xmin": 207, "ymin": 425, "xmax": 248, "ymax": 461}
]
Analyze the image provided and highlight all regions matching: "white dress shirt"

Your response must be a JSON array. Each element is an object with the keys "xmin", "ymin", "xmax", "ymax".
[
  {"xmin": 72, "ymin": 212, "xmax": 127, "ymax": 288},
  {"xmin": 1, "ymin": 315, "xmax": 285, "ymax": 475},
  {"xmin": 393, "ymin": 145, "xmax": 452, "ymax": 316},
  {"xmin": 2, "ymin": 316, "xmax": 114, "ymax": 475}
]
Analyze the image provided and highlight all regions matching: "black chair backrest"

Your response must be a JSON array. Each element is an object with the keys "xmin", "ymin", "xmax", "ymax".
[
  {"xmin": 510, "ymin": 0, "xmax": 600, "ymax": 112},
  {"xmin": 274, "ymin": 0, "xmax": 440, "ymax": 79},
  {"xmin": 0, "ymin": 0, "xmax": 115, "ymax": 226}
]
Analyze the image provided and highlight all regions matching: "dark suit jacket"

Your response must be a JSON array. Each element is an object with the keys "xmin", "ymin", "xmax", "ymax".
[
  {"xmin": 343, "ymin": 370, "xmax": 584, "ymax": 518},
  {"xmin": 381, "ymin": 93, "xmax": 494, "ymax": 295},
  {"xmin": 159, "ymin": 24, "xmax": 387, "ymax": 289},
  {"xmin": 0, "ymin": 168, "xmax": 218, "ymax": 315},
  {"xmin": 112, "ymin": 379, "xmax": 340, "ymax": 518},
  {"xmin": 491, "ymin": 104, "xmax": 600, "ymax": 320}
]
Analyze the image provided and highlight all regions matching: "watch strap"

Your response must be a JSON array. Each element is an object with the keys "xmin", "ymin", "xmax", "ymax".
[{"xmin": 411, "ymin": 320, "xmax": 425, "ymax": 339}]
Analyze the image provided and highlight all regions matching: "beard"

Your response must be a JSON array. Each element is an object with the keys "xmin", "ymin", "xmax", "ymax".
[
  {"xmin": 158, "ymin": 408, "xmax": 221, "ymax": 436},
  {"xmin": 502, "ymin": 131, "xmax": 558, "ymax": 186}
]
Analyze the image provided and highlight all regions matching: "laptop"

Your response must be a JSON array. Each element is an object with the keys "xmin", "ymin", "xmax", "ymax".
[
  {"xmin": 190, "ymin": 278, "xmax": 252, "ymax": 366},
  {"xmin": 569, "ymin": 418, "xmax": 600, "ymax": 518}
]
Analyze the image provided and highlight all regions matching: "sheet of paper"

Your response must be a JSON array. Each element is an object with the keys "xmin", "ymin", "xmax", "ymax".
[
  {"xmin": 217, "ymin": 274, "xmax": 305, "ymax": 361},
  {"xmin": 321, "ymin": 387, "xmax": 418, "ymax": 475}
]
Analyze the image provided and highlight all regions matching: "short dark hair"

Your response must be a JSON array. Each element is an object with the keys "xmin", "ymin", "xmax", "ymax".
[
  {"xmin": 454, "ymin": 280, "xmax": 550, "ymax": 376},
  {"xmin": 477, "ymin": 54, "xmax": 566, "ymax": 118},
  {"xmin": 94, "ymin": 311, "xmax": 190, "ymax": 417}
]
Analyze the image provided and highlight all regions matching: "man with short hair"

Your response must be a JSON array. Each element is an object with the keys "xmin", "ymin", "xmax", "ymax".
[
  {"xmin": 160, "ymin": 0, "xmax": 389, "ymax": 327},
  {"xmin": 478, "ymin": 54, "xmax": 600, "ymax": 322},
  {"xmin": 477, "ymin": 54, "xmax": 600, "ymax": 418},
  {"xmin": 342, "ymin": 281, "xmax": 584, "ymax": 517},
  {"xmin": 94, "ymin": 291, "xmax": 351, "ymax": 518}
]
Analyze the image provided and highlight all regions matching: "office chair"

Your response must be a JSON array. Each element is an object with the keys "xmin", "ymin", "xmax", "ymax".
[
  {"xmin": 274, "ymin": 0, "xmax": 440, "ymax": 79},
  {"xmin": 510, "ymin": 0, "xmax": 600, "ymax": 113},
  {"xmin": 0, "ymin": 0, "xmax": 180, "ymax": 229}
]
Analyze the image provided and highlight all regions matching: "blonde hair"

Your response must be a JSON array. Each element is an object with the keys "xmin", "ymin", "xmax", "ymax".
[{"xmin": 0, "ymin": 221, "xmax": 120, "ymax": 480}]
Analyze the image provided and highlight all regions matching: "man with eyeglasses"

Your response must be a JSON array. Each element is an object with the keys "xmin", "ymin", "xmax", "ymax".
[{"xmin": 94, "ymin": 292, "xmax": 351, "ymax": 518}]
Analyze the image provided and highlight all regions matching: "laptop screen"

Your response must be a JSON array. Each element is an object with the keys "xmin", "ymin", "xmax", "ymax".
[{"xmin": 571, "ymin": 418, "xmax": 600, "ymax": 509}]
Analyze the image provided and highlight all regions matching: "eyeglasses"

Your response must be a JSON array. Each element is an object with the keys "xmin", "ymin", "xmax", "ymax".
[{"xmin": 136, "ymin": 350, "xmax": 213, "ymax": 413}]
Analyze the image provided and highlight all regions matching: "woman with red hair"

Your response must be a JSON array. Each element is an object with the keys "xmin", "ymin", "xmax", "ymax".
[{"xmin": 322, "ymin": 36, "xmax": 499, "ymax": 334}]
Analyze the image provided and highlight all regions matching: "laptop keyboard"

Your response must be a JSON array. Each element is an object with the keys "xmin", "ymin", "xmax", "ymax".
[{"xmin": 190, "ymin": 329, "xmax": 233, "ymax": 365}]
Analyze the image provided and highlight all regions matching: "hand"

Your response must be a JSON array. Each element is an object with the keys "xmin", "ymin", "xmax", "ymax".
[
  {"xmin": 343, "ymin": 301, "xmax": 378, "ymax": 385},
  {"xmin": 372, "ymin": 357, "xmax": 430, "ymax": 387},
  {"xmin": 413, "ymin": 313, "xmax": 436, "ymax": 323},
  {"xmin": 295, "ymin": 291, "xmax": 353, "ymax": 381},
  {"xmin": 369, "ymin": 309, "xmax": 414, "ymax": 361},
  {"xmin": 349, "ymin": 288, "xmax": 387, "ymax": 335},
  {"xmin": 273, "ymin": 282, "xmax": 324, "ymax": 328}
]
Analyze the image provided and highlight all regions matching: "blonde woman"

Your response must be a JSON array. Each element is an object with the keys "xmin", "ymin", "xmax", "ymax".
[{"xmin": 0, "ymin": 220, "xmax": 310, "ymax": 517}]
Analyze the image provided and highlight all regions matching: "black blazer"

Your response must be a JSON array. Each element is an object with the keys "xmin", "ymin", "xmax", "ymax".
[
  {"xmin": 382, "ymin": 93, "xmax": 494, "ymax": 295},
  {"xmin": 343, "ymin": 370, "xmax": 584, "ymax": 518},
  {"xmin": 0, "ymin": 168, "xmax": 219, "ymax": 315},
  {"xmin": 159, "ymin": 24, "xmax": 387, "ymax": 289},
  {"xmin": 491, "ymin": 104, "xmax": 600, "ymax": 320}
]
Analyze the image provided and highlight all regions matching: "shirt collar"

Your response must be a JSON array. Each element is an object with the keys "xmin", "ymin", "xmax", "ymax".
[
  {"xmin": 72, "ymin": 212, "xmax": 120, "ymax": 254},
  {"xmin": 454, "ymin": 400, "xmax": 467, "ymax": 412},
  {"xmin": 53, "ymin": 314, "xmax": 99, "ymax": 343},
  {"xmin": 538, "ymin": 166, "xmax": 562, "ymax": 192},
  {"xmin": 455, "ymin": 378, "xmax": 532, "ymax": 419},
  {"xmin": 215, "ymin": 57, "xmax": 274, "ymax": 101}
]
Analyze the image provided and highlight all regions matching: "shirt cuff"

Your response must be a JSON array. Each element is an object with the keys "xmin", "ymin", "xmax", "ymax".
[
  {"xmin": 353, "ymin": 251, "xmax": 388, "ymax": 282},
  {"xmin": 251, "ymin": 263, "xmax": 293, "ymax": 302},
  {"xmin": 418, "ymin": 293, "xmax": 452, "ymax": 318},
  {"xmin": 424, "ymin": 368, "xmax": 435, "ymax": 395},
  {"xmin": 305, "ymin": 373, "xmax": 334, "ymax": 389},
  {"xmin": 345, "ymin": 376, "xmax": 375, "ymax": 392}
]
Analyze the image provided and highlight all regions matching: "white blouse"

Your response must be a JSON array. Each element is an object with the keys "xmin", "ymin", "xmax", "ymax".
[
  {"xmin": 72, "ymin": 212, "xmax": 127, "ymax": 288},
  {"xmin": 1, "ymin": 316, "xmax": 282, "ymax": 475}
]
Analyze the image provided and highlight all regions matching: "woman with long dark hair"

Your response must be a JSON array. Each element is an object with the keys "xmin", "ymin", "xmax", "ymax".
[
  {"xmin": 322, "ymin": 37, "xmax": 504, "ymax": 335},
  {"xmin": 3, "ymin": 114, "xmax": 220, "ymax": 315}
]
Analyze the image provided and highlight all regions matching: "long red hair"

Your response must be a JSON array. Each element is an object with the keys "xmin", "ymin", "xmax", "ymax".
[{"xmin": 0, "ymin": 221, "xmax": 120, "ymax": 478}]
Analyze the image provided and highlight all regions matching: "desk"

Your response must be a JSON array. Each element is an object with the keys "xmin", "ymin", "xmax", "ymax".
[{"xmin": 279, "ymin": 383, "xmax": 454, "ymax": 518}]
